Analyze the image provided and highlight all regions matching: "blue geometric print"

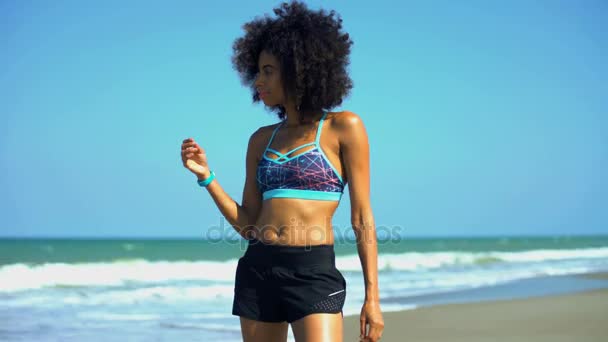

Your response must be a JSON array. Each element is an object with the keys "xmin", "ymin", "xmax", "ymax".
[{"xmin": 256, "ymin": 111, "xmax": 345, "ymax": 201}]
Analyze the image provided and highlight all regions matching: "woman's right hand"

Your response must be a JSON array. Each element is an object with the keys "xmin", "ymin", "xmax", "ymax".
[{"xmin": 181, "ymin": 138, "xmax": 210, "ymax": 180}]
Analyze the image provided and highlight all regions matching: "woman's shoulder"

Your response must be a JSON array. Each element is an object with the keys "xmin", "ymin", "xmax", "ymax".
[
  {"xmin": 254, "ymin": 122, "xmax": 281, "ymax": 137},
  {"xmin": 327, "ymin": 110, "xmax": 364, "ymax": 131},
  {"xmin": 248, "ymin": 122, "xmax": 281, "ymax": 147}
]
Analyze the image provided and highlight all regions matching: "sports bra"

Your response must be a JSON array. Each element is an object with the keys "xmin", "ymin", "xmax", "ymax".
[{"xmin": 256, "ymin": 111, "xmax": 345, "ymax": 201}]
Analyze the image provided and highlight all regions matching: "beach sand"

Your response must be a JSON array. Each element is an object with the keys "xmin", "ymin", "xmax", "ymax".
[{"xmin": 343, "ymin": 273, "xmax": 608, "ymax": 342}]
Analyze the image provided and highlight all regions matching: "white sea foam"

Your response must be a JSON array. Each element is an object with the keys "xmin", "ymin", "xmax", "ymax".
[
  {"xmin": 1, "ymin": 247, "xmax": 607, "ymax": 293},
  {"xmin": 336, "ymin": 247, "xmax": 608, "ymax": 271},
  {"xmin": 0, "ymin": 259, "xmax": 240, "ymax": 292}
]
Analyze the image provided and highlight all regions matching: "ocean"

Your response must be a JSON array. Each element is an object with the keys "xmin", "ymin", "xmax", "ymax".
[{"xmin": 1, "ymin": 235, "xmax": 608, "ymax": 341}]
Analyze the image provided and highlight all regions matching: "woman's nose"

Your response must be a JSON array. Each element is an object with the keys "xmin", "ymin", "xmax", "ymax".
[{"xmin": 254, "ymin": 73, "xmax": 264, "ymax": 86}]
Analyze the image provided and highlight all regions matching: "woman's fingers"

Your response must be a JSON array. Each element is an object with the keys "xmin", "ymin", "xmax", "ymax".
[
  {"xmin": 181, "ymin": 141, "xmax": 203, "ymax": 154},
  {"xmin": 360, "ymin": 317, "xmax": 367, "ymax": 340},
  {"xmin": 363, "ymin": 320, "xmax": 384, "ymax": 341},
  {"xmin": 183, "ymin": 147, "xmax": 198, "ymax": 153},
  {"xmin": 184, "ymin": 149, "xmax": 198, "ymax": 157},
  {"xmin": 181, "ymin": 138, "xmax": 206, "ymax": 171},
  {"xmin": 367, "ymin": 322, "xmax": 383, "ymax": 341},
  {"xmin": 181, "ymin": 142, "xmax": 197, "ymax": 149},
  {"xmin": 181, "ymin": 145, "xmax": 200, "ymax": 154},
  {"xmin": 181, "ymin": 139, "xmax": 198, "ymax": 163}
]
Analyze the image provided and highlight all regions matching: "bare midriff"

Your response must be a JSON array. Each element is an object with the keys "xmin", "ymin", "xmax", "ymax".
[{"xmin": 252, "ymin": 198, "xmax": 340, "ymax": 246}]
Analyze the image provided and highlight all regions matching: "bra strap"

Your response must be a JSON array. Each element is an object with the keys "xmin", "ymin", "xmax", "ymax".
[
  {"xmin": 314, "ymin": 111, "xmax": 328, "ymax": 144},
  {"xmin": 265, "ymin": 121, "xmax": 284, "ymax": 151}
]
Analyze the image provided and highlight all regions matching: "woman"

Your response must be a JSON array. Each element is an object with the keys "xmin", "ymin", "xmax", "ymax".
[{"xmin": 181, "ymin": 1, "xmax": 384, "ymax": 341}]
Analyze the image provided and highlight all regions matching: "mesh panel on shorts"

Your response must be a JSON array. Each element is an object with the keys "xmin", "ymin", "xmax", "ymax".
[{"xmin": 310, "ymin": 290, "xmax": 346, "ymax": 312}]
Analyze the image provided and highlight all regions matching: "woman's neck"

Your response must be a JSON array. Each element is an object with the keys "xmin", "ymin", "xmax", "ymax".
[{"xmin": 283, "ymin": 105, "xmax": 323, "ymax": 127}]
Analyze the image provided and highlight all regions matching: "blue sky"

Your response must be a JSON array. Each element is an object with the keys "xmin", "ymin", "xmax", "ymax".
[{"xmin": 1, "ymin": 0, "xmax": 606, "ymax": 238}]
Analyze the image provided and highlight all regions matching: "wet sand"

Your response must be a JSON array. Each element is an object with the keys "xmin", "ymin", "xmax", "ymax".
[{"xmin": 343, "ymin": 273, "xmax": 608, "ymax": 342}]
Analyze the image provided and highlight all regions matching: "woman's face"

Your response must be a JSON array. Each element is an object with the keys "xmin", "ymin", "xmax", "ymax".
[{"xmin": 255, "ymin": 50, "xmax": 287, "ymax": 107}]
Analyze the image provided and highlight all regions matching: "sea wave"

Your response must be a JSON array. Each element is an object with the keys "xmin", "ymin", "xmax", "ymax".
[{"xmin": 1, "ymin": 247, "xmax": 607, "ymax": 292}]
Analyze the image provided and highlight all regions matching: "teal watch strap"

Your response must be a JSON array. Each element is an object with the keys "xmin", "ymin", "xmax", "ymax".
[{"xmin": 197, "ymin": 170, "xmax": 215, "ymax": 187}]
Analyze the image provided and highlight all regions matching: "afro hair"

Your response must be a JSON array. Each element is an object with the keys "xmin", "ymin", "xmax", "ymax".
[{"xmin": 231, "ymin": 0, "xmax": 354, "ymax": 122}]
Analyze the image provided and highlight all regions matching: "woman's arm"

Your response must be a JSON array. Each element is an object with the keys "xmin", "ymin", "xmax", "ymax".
[
  {"xmin": 199, "ymin": 129, "xmax": 263, "ymax": 239},
  {"xmin": 338, "ymin": 112, "xmax": 379, "ymax": 300},
  {"xmin": 338, "ymin": 111, "xmax": 384, "ymax": 341}
]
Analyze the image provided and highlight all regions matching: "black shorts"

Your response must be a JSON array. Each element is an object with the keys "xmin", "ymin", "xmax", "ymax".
[{"xmin": 232, "ymin": 238, "xmax": 347, "ymax": 323}]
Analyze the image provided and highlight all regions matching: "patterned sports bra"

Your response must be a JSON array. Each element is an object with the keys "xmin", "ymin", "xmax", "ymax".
[{"xmin": 256, "ymin": 111, "xmax": 345, "ymax": 201}]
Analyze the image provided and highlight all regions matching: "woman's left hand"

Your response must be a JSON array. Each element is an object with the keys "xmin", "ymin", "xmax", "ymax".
[{"xmin": 359, "ymin": 299, "xmax": 384, "ymax": 341}]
